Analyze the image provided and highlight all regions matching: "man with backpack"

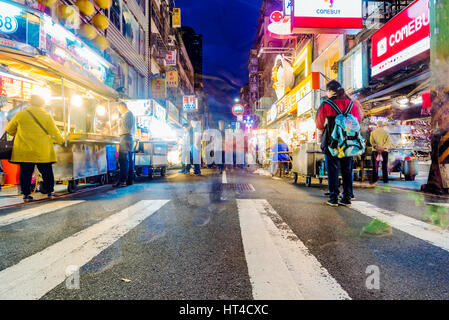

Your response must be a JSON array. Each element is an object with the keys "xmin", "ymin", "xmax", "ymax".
[{"xmin": 316, "ymin": 80, "xmax": 363, "ymax": 207}]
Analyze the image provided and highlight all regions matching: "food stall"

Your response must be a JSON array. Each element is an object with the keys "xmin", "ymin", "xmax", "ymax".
[
  {"xmin": 0, "ymin": 1, "xmax": 120, "ymax": 192},
  {"xmin": 127, "ymin": 99, "xmax": 177, "ymax": 178}
]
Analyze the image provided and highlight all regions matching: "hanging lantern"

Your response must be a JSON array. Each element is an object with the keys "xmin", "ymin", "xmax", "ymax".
[
  {"xmin": 95, "ymin": 35, "xmax": 109, "ymax": 51},
  {"xmin": 94, "ymin": 0, "xmax": 112, "ymax": 9},
  {"xmin": 38, "ymin": 0, "xmax": 57, "ymax": 6},
  {"xmin": 57, "ymin": 4, "xmax": 77, "ymax": 20},
  {"xmin": 80, "ymin": 24, "xmax": 97, "ymax": 40},
  {"xmin": 76, "ymin": 0, "xmax": 95, "ymax": 16},
  {"xmin": 92, "ymin": 14, "xmax": 109, "ymax": 30}
]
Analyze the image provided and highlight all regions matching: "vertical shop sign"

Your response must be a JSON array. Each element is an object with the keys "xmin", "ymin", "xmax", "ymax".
[
  {"xmin": 151, "ymin": 74, "xmax": 166, "ymax": 99},
  {"xmin": 173, "ymin": 8, "xmax": 181, "ymax": 28},
  {"xmin": 183, "ymin": 95, "xmax": 197, "ymax": 111},
  {"xmin": 166, "ymin": 50, "xmax": 177, "ymax": 66},
  {"xmin": 166, "ymin": 67, "xmax": 179, "ymax": 88}
]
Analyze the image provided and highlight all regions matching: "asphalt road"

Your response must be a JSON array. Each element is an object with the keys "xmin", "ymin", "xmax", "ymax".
[{"xmin": 1, "ymin": 168, "xmax": 449, "ymax": 300}]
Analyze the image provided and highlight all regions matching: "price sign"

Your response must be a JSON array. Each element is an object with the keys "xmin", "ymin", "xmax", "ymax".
[{"xmin": 0, "ymin": 14, "xmax": 18, "ymax": 34}]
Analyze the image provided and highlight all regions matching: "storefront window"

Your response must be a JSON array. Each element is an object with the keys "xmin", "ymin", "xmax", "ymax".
[
  {"xmin": 109, "ymin": 0, "xmax": 121, "ymax": 30},
  {"xmin": 342, "ymin": 47, "xmax": 363, "ymax": 93},
  {"xmin": 325, "ymin": 51, "xmax": 339, "ymax": 80},
  {"xmin": 122, "ymin": 4, "xmax": 141, "ymax": 54},
  {"xmin": 128, "ymin": 66, "xmax": 138, "ymax": 98}
]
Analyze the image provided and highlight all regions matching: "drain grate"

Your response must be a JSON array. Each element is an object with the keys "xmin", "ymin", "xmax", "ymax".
[{"xmin": 213, "ymin": 183, "xmax": 255, "ymax": 192}]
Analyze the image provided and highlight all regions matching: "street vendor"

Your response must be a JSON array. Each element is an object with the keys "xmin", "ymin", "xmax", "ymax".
[{"xmin": 113, "ymin": 102, "xmax": 136, "ymax": 188}]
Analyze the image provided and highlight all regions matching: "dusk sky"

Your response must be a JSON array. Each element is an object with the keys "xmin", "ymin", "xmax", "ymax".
[{"xmin": 176, "ymin": 0, "xmax": 262, "ymax": 123}]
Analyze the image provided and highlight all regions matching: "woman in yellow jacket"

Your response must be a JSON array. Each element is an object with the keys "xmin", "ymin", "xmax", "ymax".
[{"xmin": 6, "ymin": 95, "xmax": 65, "ymax": 202}]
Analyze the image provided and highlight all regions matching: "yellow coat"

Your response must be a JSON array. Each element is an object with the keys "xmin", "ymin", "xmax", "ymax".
[{"xmin": 6, "ymin": 106, "xmax": 65, "ymax": 163}]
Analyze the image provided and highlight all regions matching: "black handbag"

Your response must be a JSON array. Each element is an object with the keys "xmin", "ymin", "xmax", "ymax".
[{"xmin": 0, "ymin": 132, "xmax": 14, "ymax": 160}]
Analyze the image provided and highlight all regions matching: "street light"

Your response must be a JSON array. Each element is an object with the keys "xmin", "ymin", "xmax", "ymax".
[{"xmin": 234, "ymin": 98, "xmax": 240, "ymax": 103}]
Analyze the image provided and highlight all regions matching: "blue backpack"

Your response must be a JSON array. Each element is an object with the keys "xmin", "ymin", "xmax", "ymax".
[{"xmin": 326, "ymin": 99, "xmax": 365, "ymax": 158}]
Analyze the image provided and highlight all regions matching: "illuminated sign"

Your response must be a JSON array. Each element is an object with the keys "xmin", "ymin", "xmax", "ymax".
[
  {"xmin": 183, "ymin": 95, "xmax": 198, "ymax": 111},
  {"xmin": 167, "ymin": 100, "xmax": 180, "ymax": 125},
  {"xmin": 173, "ymin": 8, "xmax": 181, "ymax": 28},
  {"xmin": 291, "ymin": 0, "xmax": 362, "ymax": 34},
  {"xmin": 371, "ymin": 0, "xmax": 429, "ymax": 77},
  {"xmin": 166, "ymin": 50, "xmax": 177, "ymax": 66},
  {"xmin": 0, "ymin": 12, "xmax": 18, "ymax": 34},
  {"xmin": 272, "ymin": 55, "xmax": 295, "ymax": 100},
  {"xmin": 152, "ymin": 100, "xmax": 166, "ymax": 121},
  {"xmin": 276, "ymin": 72, "xmax": 319, "ymax": 119},
  {"xmin": 151, "ymin": 74, "xmax": 166, "ymax": 99},
  {"xmin": 267, "ymin": 11, "xmax": 295, "ymax": 39},
  {"xmin": 284, "ymin": 0, "xmax": 293, "ymax": 15},
  {"xmin": 166, "ymin": 67, "xmax": 179, "ymax": 88},
  {"xmin": 232, "ymin": 104, "xmax": 245, "ymax": 117},
  {"xmin": 293, "ymin": 42, "xmax": 312, "ymax": 77},
  {"xmin": 267, "ymin": 104, "xmax": 278, "ymax": 124},
  {"xmin": 237, "ymin": 115, "xmax": 243, "ymax": 122}
]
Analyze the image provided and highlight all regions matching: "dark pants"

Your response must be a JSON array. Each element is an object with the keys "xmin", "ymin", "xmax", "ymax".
[
  {"xmin": 20, "ymin": 163, "xmax": 54, "ymax": 196},
  {"xmin": 185, "ymin": 151, "xmax": 201, "ymax": 175},
  {"xmin": 218, "ymin": 151, "xmax": 225, "ymax": 172},
  {"xmin": 372, "ymin": 151, "xmax": 389, "ymax": 183},
  {"xmin": 326, "ymin": 151, "xmax": 353, "ymax": 201},
  {"xmin": 324, "ymin": 154, "xmax": 354, "ymax": 198},
  {"xmin": 119, "ymin": 152, "xmax": 134, "ymax": 184}
]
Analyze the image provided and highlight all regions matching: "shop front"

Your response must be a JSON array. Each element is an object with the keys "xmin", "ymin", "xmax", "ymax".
[
  {"xmin": 0, "ymin": 0, "xmax": 120, "ymax": 191},
  {"xmin": 360, "ymin": 0, "xmax": 431, "ymax": 185}
]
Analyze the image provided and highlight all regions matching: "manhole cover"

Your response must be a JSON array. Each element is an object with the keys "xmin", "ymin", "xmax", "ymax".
[{"xmin": 213, "ymin": 183, "xmax": 255, "ymax": 192}]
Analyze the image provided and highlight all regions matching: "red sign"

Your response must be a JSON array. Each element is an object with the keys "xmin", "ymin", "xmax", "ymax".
[
  {"xmin": 232, "ymin": 104, "xmax": 244, "ymax": 117},
  {"xmin": 291, "ymin": 0, "xmax": 362, "ymax": 34},
  {"xmin": 371, "ymin": 0, "xmax": 430, "ymax": 77}
]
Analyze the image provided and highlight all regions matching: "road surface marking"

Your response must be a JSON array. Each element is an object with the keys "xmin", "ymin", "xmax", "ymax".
[
  {"xmin": 237, "ymin": 199, "xmax": 350, "ymax": 300},
  {"xmin": 0, "ymin": 201, "xmax": 85, "ymax": 228},
  {"xmin": 0, "ymin": 200, "xmax": 169, "ymax": 300},
  {"xmin": 352, "ymin": 201, "xmax": 449, "ymax": 252},
  {"xmin": 222, "ymin": 170, "xmax": 227, "ymax": 184}
]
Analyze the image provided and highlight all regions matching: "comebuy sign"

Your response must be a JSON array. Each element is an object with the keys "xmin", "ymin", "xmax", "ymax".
[
  {"xmin": 371, "ymin": 0, "xmax": 430, "ymax": 77},
  {"xmin": 291, "ymin": 0, "xmax": 362, "ymax": 34}
]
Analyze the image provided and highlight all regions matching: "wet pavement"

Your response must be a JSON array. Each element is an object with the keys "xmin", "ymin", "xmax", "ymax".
[{"xmin": 1, "ymin": 168, "xmax": 449, "ymax": 300}]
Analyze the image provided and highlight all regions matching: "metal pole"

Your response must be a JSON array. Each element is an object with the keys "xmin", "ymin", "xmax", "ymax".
[
  {"xmin": 425, "ymin": 0, "xmax": 449, "ymax": 193},
  {"xmin": 108, "ymin": 100, "xmax": 112, "ymax": 135},
  {"xmin": 61, "ymin": 77, "xmax": 67, "ymax": 147}
]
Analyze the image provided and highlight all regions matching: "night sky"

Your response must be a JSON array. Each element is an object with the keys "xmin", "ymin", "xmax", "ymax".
[{"xmin": 176, "ymin": 0, "xmax": 262, "ymax": 124}]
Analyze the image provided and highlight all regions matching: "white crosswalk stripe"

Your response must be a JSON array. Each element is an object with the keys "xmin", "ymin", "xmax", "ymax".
[
  {"xmin": 222, "ymin": 170, "xmax": 227, "ymax": 183},
  {"xmin": 352, "ymin": 201, "xmax": 449, "ymax": 252},
  {"xmin": 0, "ymin": 201, "xmax": 85, "ymax": 228},
  {"xmin": 0, "ymin": 200, "xmax": 169, "ymax": 300},
  {"xmin": 237, "ymin": 199, "xmax": 350, "ymax": 300}
]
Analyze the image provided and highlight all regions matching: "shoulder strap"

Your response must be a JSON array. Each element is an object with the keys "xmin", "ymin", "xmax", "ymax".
[
  {"xmin": 344, "ymin": 101, "xmax": 354, "ymax": 116},
  {"xmin": 325, "ymin": 99, "xmax": 342, "ymax": 115},
  {"xmin": 26, "ymin": 110, "xmax": 49, "ymax": 135}
]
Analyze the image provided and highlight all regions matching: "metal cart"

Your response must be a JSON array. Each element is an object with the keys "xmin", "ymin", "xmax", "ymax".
[
  {"xmin": 53, "ymin": 133, "xmax": 119, "ymax": 192},
  {"xmin": 291, "ymin": 142, "xmax": 326, "ymax": 187},
  {"xmin": 134, "ymin": 140, "xmax": 168, "ymax": 179}
]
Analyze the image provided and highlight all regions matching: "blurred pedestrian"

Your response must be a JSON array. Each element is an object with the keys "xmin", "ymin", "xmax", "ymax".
[
  {"xmin": 180, "ymin": 123, "xmax": 191, "ymax": 174},
  {"xmin": 316, "ymin": 80, "xmax": 361, "ymax": 207},
  {"xmin": 190, "ymin": 117, "xmax": 202, "ymax": 176},
  {"xmin": 6, "ymin": 95, "xmax": 65, "ymax": 202},
  {"xmin": 270, "ymin": 137, "xmax": 289, "ymax": 176},
  {"xmin": 114, "ymin": 102, "xmax": 135, "ymax": 187},
  {"xmin": 217, "ymin": 120, "xmax": 226, "ymax": 174},
  {"xmin": 370, "ymin": 120, "xmax": 391, "ymax": 184}
]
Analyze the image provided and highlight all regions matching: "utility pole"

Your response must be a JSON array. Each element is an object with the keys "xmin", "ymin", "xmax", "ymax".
[{"xmin": 425, "ymin": 0, "xmax": 449, "ymax": 193}]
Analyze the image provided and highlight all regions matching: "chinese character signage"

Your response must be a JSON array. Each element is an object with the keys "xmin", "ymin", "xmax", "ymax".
[
  {"xmin": 166, "ymin": 50, "xmax": 177, "ymax": 66},
  {"xmin": 151, "ymin": 74, "xmax": 166, "ymax": 99},
  {"xmin": 166, "ymin": 67, "xmax": 179, "ymax": 88},
  {"xmin": 173, "ymin": 8, "xmax": 181, "ymax": 28},
  {"xmin": 183, "ymin": 95, "xmax": 197, "ymax": 111}
]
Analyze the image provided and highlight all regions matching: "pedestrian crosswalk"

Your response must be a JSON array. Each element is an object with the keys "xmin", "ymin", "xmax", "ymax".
[
  {"xmin": 0, "ymin": 192, "xmax": 449, "ymax": 300},
  {"xmin": 0, "ymin": 200, "xmax": 169, "ymax": 300},
  {"xmin": 0, "ymin": 201, "xmax": 85, "ymax": 228},
  {"xmin": 237, "ymin": 199, "xmax": 350, "ymax": 300}
]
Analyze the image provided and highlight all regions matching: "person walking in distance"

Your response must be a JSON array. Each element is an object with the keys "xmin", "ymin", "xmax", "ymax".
[
  {"xmin": 316, "ymin": 80, "xmax": 362, "ymax": 207},
  {"xmin": 370, "ymin": 121, "xmax": 391, "ymax": 184},
  {"xmin": 114, "ymin": 102, "xmax": 136, "ymax": 187},
  {"xmin": 180, "ymin": 123, "xmax": 191, "ymax": 174},
  {"xmin": 6, "ymin": 95, "xmax": 65, "ymax": 202},
  {"xmin": 190, "ymin": 117, "xmax": 202, "ymax": 176},
  {"xmin": 217, "ymin": 120, "xmax": 226, "ymax": 174}
]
